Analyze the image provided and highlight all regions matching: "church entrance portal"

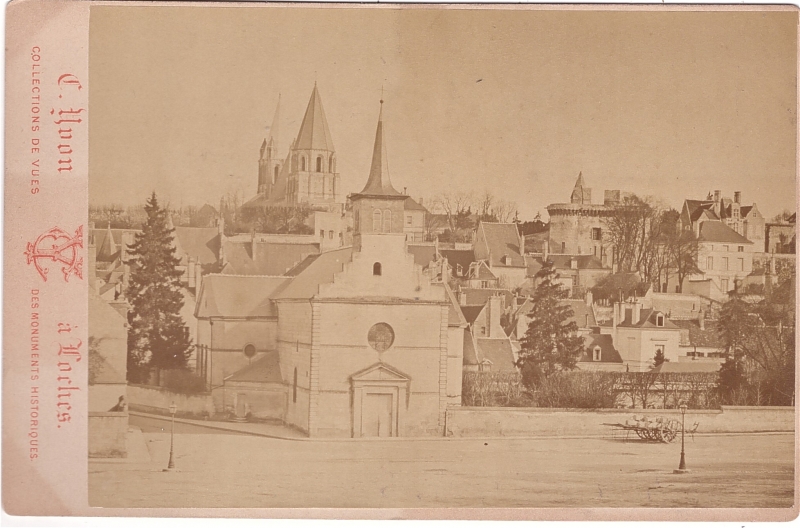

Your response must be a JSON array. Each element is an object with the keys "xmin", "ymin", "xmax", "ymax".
[{"xmin": 361, "ymin": 393, "xmax": 394, "ymax": 437}]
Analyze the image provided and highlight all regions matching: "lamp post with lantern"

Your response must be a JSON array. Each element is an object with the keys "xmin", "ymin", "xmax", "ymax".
[
  {"xmin": 166, "ymin": 401, "xmax": 177, "ymax": 471},
  {"xmin": 674, "ymin": 401, "xmax": 690, "ymax": 474}
]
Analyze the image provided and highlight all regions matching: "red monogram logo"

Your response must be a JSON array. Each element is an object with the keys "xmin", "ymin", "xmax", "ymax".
[{"xmin": 24, "ymin": 226, "xmax": 84, "ymax": 282}]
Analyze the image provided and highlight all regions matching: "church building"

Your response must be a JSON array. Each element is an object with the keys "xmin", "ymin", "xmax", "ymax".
[{"xmin": 196, "ymin": 100, "xmax": 466, "ymax": 437}]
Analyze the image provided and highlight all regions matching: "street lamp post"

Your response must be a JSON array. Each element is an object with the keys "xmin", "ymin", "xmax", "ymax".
[
  {"xmin": 167, "ymin": 401, "xmax": 177, "ymax": 471},
  {"xmin": 674, "ymin": 402, "xmax": 689, "ymax": 474}
]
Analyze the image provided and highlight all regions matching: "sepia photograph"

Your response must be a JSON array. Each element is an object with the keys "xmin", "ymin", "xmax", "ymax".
[{"xmin": 79, "ymin": 4, "xmax": 797, "ymax": 515}]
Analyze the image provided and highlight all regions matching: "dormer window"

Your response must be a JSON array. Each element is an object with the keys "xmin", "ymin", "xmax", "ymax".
[
  {"xmin": 501, "ymin": 255, "xmax": 510, "ymax": 265},
  {"xmin": 593, "ymin": 346, "xmax": 601, "ymax": 362},
  {"xmin": 373, "ymin": 262, "xmax": 382, "ymax": 276},
  {"xmin": 656, "ymin": 313, "xmax": 665, "ymax": 327}
]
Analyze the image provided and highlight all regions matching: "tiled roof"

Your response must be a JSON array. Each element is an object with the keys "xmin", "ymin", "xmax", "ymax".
[
  {"xmin": 407, "ymin": 244, "xmax": 437, "ymax": 268},
  {"xmin": 475, "ymin": 222, "xmax": 525, "ymax": 268},
  {"xmin": 224, "ymin": 353, "xmax": 283, "ymax": 384},
  {"xmin": 274, "ymin": 247, "xmax": 354, "ymax": 300},
  {"xmin": 476, "ymin": 338, "xmax": 517, "ymax": 372},
  {"xmin": 698, "ymin": 221, "xmax": 752, "ymax": 244},
  {"xmin": 195, "ymin": 274, "xmax": 290, "ymax": 318},
  {"xmin": 578, "ymin": 333, "xmax": 622, "ymax": 364}
]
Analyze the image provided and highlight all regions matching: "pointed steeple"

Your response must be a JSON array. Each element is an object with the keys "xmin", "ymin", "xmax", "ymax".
[
  {"xmin": 357, "ymin": 101, "xmax": 404, "ymax": 197},
  {"xmin": 97, "ymin": 223, "xmax": 116, "ymax": 260},
  {"xmin": 570, "ymin": 172, "xmax": 591, "ymax": 204},
  {"xmin": 294, "ymin": 84, "xmax": 335, "ymax": 152},
  {"xmin": 267, "ymin": 94, "xmax": 280, "ymax": 153}
]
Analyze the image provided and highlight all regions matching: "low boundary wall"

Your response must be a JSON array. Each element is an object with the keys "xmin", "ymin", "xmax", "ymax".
[
  {"xmin": 445, "ymin": 406, "xmax": 795, "ymax": 438},
  {"xmin": 127, "ymin": 384, "xmax": 214, "ymax": 418},
  {"xmin": 88, "ymin": 412, "xmax": 128, "ymax": 457}
]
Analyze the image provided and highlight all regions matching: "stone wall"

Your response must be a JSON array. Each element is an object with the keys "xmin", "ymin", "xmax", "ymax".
[
  {"xmin": 127, "ymin": 384, "xmax": 214, "ymax": 417},
  {"xmin": 88, "ymin": 412, "xmax": 128, "ymax": 458},
  {"xmin": 445, "ymin": 406, "xmax": 794, "ymax": 438}
]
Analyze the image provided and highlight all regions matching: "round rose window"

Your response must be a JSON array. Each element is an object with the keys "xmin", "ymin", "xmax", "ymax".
[{"xmin": 368, "ymin": 323, "xmax": 395, "ymax": 352}]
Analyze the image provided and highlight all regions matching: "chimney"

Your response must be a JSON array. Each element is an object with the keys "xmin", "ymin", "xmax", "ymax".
[
  {"xmin": 714, "ymin": 190, "xmax": 721, "ymax": 202},
  {"xmin": 488, "ymin": 294, "xmax": 503, "ymax": 338},
  {"xmin": 519, "ymin": 230, "xmax": 525, "ymax": 256},
  {"xmin": 698, "ymin": 308, "xmax": 705, "ymax": 330},
  {"xmin": 251, "ymin": 228, "xmax": 257, "ymax": 258},
  {"xmin": 613, "ymin": 301, "xmax": 621, "ymax": 333},
  {"xmin": 458, "ymin": 288, "xmax": 466, "ymax": 306},
  {"xmin": 734, "ymin": 191, "xmax": 741, "ymax": 204},
  {"xmin": 585, "ymin": 289, "xmax": 593, "ymax": 307},
  {"xmin": 632, "ymin": 301, "xmax": 642, "ymax": 325}
]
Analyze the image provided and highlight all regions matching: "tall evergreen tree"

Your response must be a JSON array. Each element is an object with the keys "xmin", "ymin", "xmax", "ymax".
[
  {"xmin": 126, "ymin": 192, "xmax": 193, "ymax": 383},
  {"xmin": 517, "ymin": 261, "xmax": 584, "ymax": 387}
]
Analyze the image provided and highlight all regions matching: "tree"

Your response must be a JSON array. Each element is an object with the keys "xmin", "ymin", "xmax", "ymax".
[
  {"xmin": 606, "ymin": 195, "xmax": 656, "ymax": 274},
  {"xmin": 653, "ymin": 348, "xmax": 666, "ymax": 368},
  {"xmin": 666, "ymin": 227, "xmax": 700, "ymax": 294},
  {"xmin": 517, "ymin": 261, "xmax": 584, "ymax": 386},
  {"xmin": 126, "ymin": 193, "xmax": 193, "ymax": 383}
]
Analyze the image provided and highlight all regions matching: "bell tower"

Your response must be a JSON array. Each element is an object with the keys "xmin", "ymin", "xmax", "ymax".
[{"xmin": 258, "ymin": 96, "xmax": 282, "ymax": 197}]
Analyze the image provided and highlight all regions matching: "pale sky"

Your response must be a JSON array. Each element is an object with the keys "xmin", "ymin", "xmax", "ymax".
[{"xmin": 90, "ymin": 7, "xmax": 797, "ymax": 219}]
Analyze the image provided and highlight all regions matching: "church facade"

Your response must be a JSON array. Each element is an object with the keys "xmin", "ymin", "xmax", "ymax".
[{"xmin": 196, "ymin": 100, "xmax": 466, "ymax": 437}]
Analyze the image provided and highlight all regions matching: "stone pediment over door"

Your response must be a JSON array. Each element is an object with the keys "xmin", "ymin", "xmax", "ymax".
[
  {"xmin": 350, "ymin": 362, "xmax": 411, "ymax": 438},
  {"xmin": 350, "ymin": 362, "xmax": 411, "ymax": 383}
]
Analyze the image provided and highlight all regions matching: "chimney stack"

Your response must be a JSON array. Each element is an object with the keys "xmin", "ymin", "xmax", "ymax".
[
  {"xmin": 632, "ymin": 301, "xmax": 642, "ymax": 325},
  {"xmin": 734, "ymin": 191, "xmax": 741, "ymax": 204},
  {"xmin": 714, "ymin": 190, "xmax": 721, "ymax": 202},
  {"xmin": 488, "ymin": 294, "xmax": 504, "ymax": 338}
]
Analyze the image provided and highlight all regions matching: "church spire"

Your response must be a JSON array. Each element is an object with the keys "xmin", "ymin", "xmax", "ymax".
[
  {"xmin": 570, "ymin": 171, "xmax": 591, "ymax": 204},
  {"xmin": 357, "ymin": 100, "xmax": 404, "ymax": 197},
  {"xmin": 294, "ymin": 84, "xmax": 335, "ymax": 152},
  {"xmin": 267, "ymin": 93, "xmax": 280, "ymax": 154}
]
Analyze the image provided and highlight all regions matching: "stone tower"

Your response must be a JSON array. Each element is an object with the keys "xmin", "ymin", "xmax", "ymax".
[{"xmin": 257, "ymin": 96, "xmax": 282, "ymax": 197}]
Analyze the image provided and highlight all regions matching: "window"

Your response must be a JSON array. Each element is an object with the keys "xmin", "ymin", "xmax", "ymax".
[
  {"xmin": 561, "ymin": 242, "xmax": 566, "ymax": 253},
  {"xmin": 591, "ymin": 227, "xmax": 602, "ymax": 241},
  {"xmin": 481, "ymin": 280, "xmax": 489, "ymax": 288},
  {"xmin": 273, "ymin": 165, "xmax": 279, "ymax": 182},
  {"xmin": 383, "ymin": 210, "xmax": 392, "ymax": 233},
  {"xmin": 721, "ymin": 279, "xmax": 729, "ymax": 292},
  {"xmin": 367, "ymin": 322, "xmax": 394, "ymax": 351},
  {"xmin": 354, "ymin": 210, "xmax": 360, "ymax": 231},
  {"xmin": 292, "ymin": 368, "xmax": 298, "ymax": 403},
  {"xmin": 372, "ymin": 209, "xmax": 382, "ymax": 232},
  {"xmin": 406, "ymin": 215, "xmax": 412, "ymax": 226},
  {"xmin": 593, "ymin": 346, "xmax": 601, "ymax": 362},
  {"xmin": 316, "ymin": 156, "xmax": 323, "ymax": 172},
  {"xmin": 328, "ymin": 230, "xmax": 334, "ymax": 239},
  {"xmin": 320, "ymin": 230, "xmax": 324, "ymax": 238},
  {"xmin": 300, "ymin": 156, "xmax": 306, "ymax": 171},
  {"xmin": 329, "ymin": 154, "xmax": 335, "ymax": 172},
  {"xmin": 373, "ymin": 262, "xmax": 382, "ymax": 276},
  {"xmin": 738, "ymin": 258, "xmax": 744, "ymax": 271},
  {"xmin": 456, "ymin": 263, "xmax": 463, "ymax": 276},
  {"xmin": 723, "ymin": 245, "xmax": 729, "ymax": 252},
  {"xmin": 722, "ymin": 257, "xmax": 729, "ymax": 271},
  {"xmin": 706, "ymin": 256, "xmax": 713, "ymax": 270},
  {"xmin": 656, "ymin": 313, "xmax": 664, "ymax": 327},
  {"xmin": 480, "ymin": 326, "xmax": 486, "ymax": 336},
  {"xmin": 738, "ymin": 246, "xmax": 744, "ymax": 252}
]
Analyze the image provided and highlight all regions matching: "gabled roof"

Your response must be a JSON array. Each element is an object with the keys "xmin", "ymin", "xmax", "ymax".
[
  {"xmin": 476, "ymin": 338, "xmax": 517, "ymax": 372},
  {"xmin": 685, "ymin": 200, "xmax": 719, "ymax": 222},
  {"xmin": 698, "ymin": 221, "xmax": 752, "ymax": 244},
  {"xmin": 224, "ymin": 353, "xmax": 282, "ymax": 384},
  {"xmin": 273, "ymin": 246, "xmax": 354, "ymax": 300},
  {"xmin": 97, "ymin": 225, "xmax": 118, "ymax": 261},
  {"xmin": 407, "ymin": 244, "xmax": 437, "ymax": 268},
  {"xmin": 578, "ymin": 333, "xmax": 622, "ymax": 364},
  {"xmin": 294, "ymin": 84, "xmax": 335, "ymax": 152},
  {"xmin": 195, "ymin": 274, "xmax": 290, "ymax": 318},
  {"xmin": 350, "ymin": 362, "xmax": 411, "ymax": 382},
  {"xmin": 565, "ymin": 299, "xmax": 597, "ymax": 329},
  {"xmin": 444, "ymin": 282, "xmax": 468, "ymax": 327},
  {"xmin": 404, "ymin": 197, "xmax": 428, "ymax": 212},
  {"xmin": 463, "ymin": 330, "xmax": 479, "ymax": 366},
  {"xmin": 618, "ymin": 307, "xmax": 679, "ymax": 329},
  {"xmin": 475, "ymin": 222, "xmax": 525, "ymax": 268},
  {"xmin": 354, "ymin": 103, "xmax": 404, "ymax": 198},
  {"xmin": 460, "ymin": 305, "xmax": 485, "ymax": 325}
]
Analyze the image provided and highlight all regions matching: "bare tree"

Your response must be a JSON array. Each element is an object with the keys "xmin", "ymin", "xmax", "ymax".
[{"xmin": 433, "ymin": 191, "xmax": 473, "ymax": 233}]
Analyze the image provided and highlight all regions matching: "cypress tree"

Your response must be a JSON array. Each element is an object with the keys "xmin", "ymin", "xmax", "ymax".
[
  {"xmin": 517, "ymin": 260, "xmax": 584, "ymax": 387},
  {"xmin": 126, "ymin": 192, "xmax": 193, "ymax": 383}
]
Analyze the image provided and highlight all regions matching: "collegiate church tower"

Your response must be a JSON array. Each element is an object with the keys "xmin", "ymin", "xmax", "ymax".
[
  {"xmin": 286, "ymin": 84, "xmax": 342, "ymax": 208},
  {"xmin": 258, "ymin": 97, "xmax": 282, "ymax": 198},
  {"xmin": 350, "ymin": 100, "xmax": 408, "ymax": 250}
]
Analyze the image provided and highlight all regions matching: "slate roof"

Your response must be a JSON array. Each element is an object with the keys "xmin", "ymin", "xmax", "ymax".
[
  {"xmin": 444, "ymin": 282, "xmax": 468, "ymax": 327},
  {"xmin": 460, "ymin": 305, "xmax": 485, "ymax": 325},
  {"xmin": 407, "ymin": 244, "xmax": 437, "ymax": 268},
  {"xmin": 618, "ymin": 308, "xmax": 679, "ymax": 329},
  {"xmin": 224, "ymin": 353, "xmax": 283, "ymax": 384},
  {"xmin": 295, "ymin": 84, "xmax": 335, "ymax": 152},
  {"xmin": 355, "ymin": 105, "xmax": 404, "ymax": 198},
  {"xmin": 222, "ymin": 239, "xmax": 319, "ymax": 276},
  {"xmin": 195, "ymin": 274, "xmax": 290, "ymax": 318},
  {"xmin": 470, "ymin": 261, "xmax": 498, "ymax": 280},
  {"xmin": 461, "ymin": 288, "xmax": 514, "ymax": 308},
  {"xmin": 439, "ymin": 249, "xmax": 476, "ymax": 277},
  {"xmin": 578, "ymin": 333, "xmax": 622, "ymax": 364},
  {"xmin": 463, "ymin": 331, "xmax": 479, "ymax": 366},
  {"xmin": 173, "ymin": 227, "xmax": 221, "ymax": 265},
  {"xmin": 89, "ymin": 291, "xmax": 128, "ymax": 385},
  {"xmin": 673, "ymin": 320, "xmax": 725, "ymax": 348},
  {"xmin": 475, "ymin": 222, "xmax": 525, "ymax": 267},
  {"xmin": 698, "ymin": 221, "xmax": 752, "ymax": 244},
  {"xmin": 476, "ymin": 338, "xmax": 517, "ymax": 372},
  {"xmin": 685, "ymin": 200, "xmax": 719, "ymax": 222},
  {"xmin": 404, "ymin": 197, "xmax": 428, "ymax": 212},
  {"xmin": 274, "ymin": 247, "xmax": 354, "ymax": 300}
]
